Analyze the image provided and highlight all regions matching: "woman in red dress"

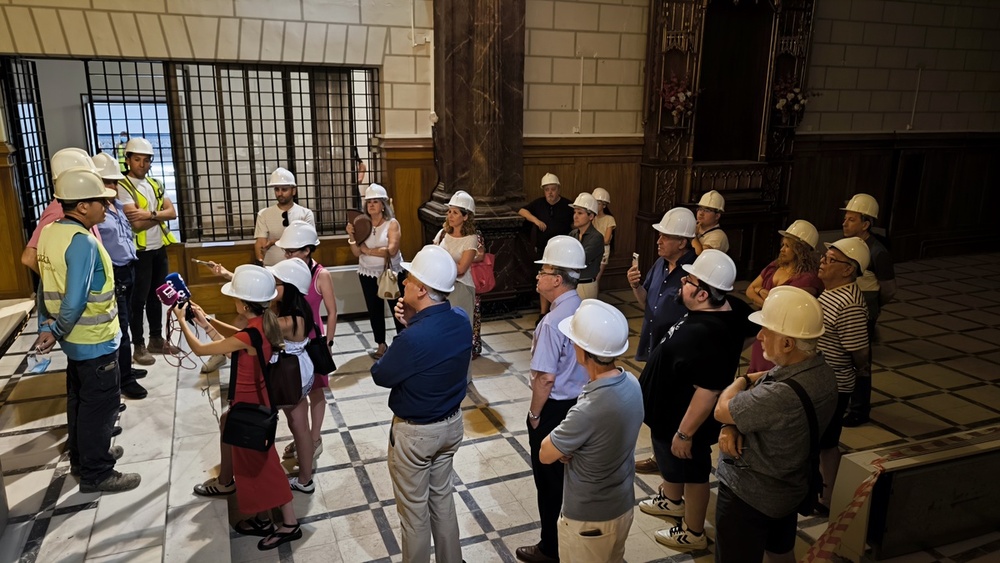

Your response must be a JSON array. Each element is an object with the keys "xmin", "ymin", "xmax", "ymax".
[{"xmin": 173, "ymin": 265, "xmax": 301, "ymax": 551}]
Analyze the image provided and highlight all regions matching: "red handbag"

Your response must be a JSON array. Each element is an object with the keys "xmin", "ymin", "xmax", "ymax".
[{"xmin": 471, "ymin": 253, "xmax": 496, "ymax": 293}]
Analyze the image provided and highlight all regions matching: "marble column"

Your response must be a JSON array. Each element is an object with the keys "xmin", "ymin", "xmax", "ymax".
[{"xmin": 420, "ymin": 0, "xmax": 531, "ymax": 310}]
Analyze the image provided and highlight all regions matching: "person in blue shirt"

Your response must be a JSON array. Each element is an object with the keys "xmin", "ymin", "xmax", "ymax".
[
  {"xmin": 93, "ymin": 152, "xmax": 147, "ymax": 399},
  {"xmin": 372, "ymin": 245, "xmax": 470, "ymax": 563},
  {"xmin": 34, "ymin": 168, "xmax": 141, "ymax": 493}
]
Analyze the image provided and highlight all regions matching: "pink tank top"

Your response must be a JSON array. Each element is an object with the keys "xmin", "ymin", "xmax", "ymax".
[{"xmin": 306, "ymin": 259, "xmax": 325, "ymax": 339}]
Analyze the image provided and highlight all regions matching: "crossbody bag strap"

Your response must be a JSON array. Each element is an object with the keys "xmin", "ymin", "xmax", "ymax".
[
  {"xmin": 242, "ymin": 327, "xmax": 275, "ymax": 407},
  {"xmin": 783, "ymin": 378, "xmax": 819, "ymax": 457}
]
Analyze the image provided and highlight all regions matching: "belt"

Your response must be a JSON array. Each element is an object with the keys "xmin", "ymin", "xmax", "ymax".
[
  {"xmin": 578, "ymin": 278, "xmax": 595, "ymax": 284},
  {"xmin": 400, "ymin": 408, "xmax": 461, "ymax": 425}
]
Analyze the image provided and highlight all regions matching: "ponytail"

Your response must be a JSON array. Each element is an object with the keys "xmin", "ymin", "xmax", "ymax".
[{"xmin": 244, "ymin": 300, "xmax": 284, "ymax": 350}]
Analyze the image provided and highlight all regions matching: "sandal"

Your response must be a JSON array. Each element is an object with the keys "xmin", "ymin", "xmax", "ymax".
[
  {"xmin": 257, "ymin": 522, "xmax": 302, "ymax": 551},
  {"xmin": 369, "ymin": 343, "xmax": 387, "ymax": 360},
  {"xmin": 234, "ymin": 516, "xmax": 275, "ymax": 537},
  {"xmin": 282, "ymin": 442, "xmax": 296, "ymax": 460}
]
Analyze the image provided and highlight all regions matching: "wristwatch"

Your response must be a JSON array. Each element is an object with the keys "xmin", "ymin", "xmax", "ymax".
[
  {"xmin": 151, "ymin": 210, "xmax": 158, "ymax": 220},
  {"xmin": 676, "ymin": 430, "xmax": 691, "ymax": 441},
  {"xmin": 527, "ymin": 410, "xmax": 540, "ymax": 421}
]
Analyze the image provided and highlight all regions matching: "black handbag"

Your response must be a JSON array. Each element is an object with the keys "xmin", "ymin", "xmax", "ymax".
[
  {"xmin": 305, "ymin": 314, "xmax": 337, "ymax": 375},
  {"xmin": 221, "ymin": 328, "xmax": 280, "ymax": 451},
  {"xmin": 246, "ymin": 328, "xmax": 303, "ymax": 409}
]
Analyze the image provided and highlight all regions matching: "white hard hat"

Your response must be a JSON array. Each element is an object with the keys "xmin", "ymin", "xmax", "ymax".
[
  {"xmin": 558, "ymin": 299, "xmax": 630, "ymax": 357},
  {"xmin": 51, "ymin": 148, "xmax": 98, "ymax": 181},
  {"xmin": 267, "ymin": 257, "xmax": 312, "ymax": 295},
  {"xmin": 841, "ymin": 193, "xmax": 879, "ymax": 219},
  {"xmin": 92, "ymin": 152, "xmax": 124, "ymax": 181},
  {"xmin": 275, "ymin": 220, "xmax": 320, "ymax": 249},
  {"xmin": 696, "ymin": 190, "xmax": 725, "ymax": 212},
  {"xmin": 825, "ymin": 237, "xmax": 871, "ymax": 272},
  {"xmin": 541, "ymin": 173, "xmax": 560, "ymax": 187},
  {"xmin": 124, "ymin": 137, "xmax": 154, "ymax": 155},
  {"xmin": 364, "ymin": 183, "xmax": 388, "ymax": 200},
  {"xmin": 653, "ymin": 207, "xmax": 696, "ymax": 238},
  {"xmin": 54, "ymin": 167, "xmax": 118, "ymax": 200},
  {"xmin": 221, "ymin": 264, "xmax": 278, "ymax": 303},
  {"xmin": 448, "ymin": 190, "xmax": 476, "ymax": 214},
  {"xmin": 778, "ymin": 219, "xmax": 819, "ymax": 250},
  {"xmin": 681, "ymin": 249, "xmax": 736, "ymax": 292},
  {"xmin": 748, "ymin": 286, "xmax": 825, "ymax": 339},
  {"xmin": 569, "ymin": 192, "xmax": 598, "ymax": 215},
  {"xmin": 268, "ymin": 167, "xmax": 296, "ymax": 187},
  {"xmin": 402, "ymin": 245, "xmax": 457, "ymax": 293},
  {"xmin": 591, "ymin": 187, "xmax": 610, "ymax": 203},
  {"xmin": 534, "ymin": 235, "xmax": 586, "ymax": 271}
]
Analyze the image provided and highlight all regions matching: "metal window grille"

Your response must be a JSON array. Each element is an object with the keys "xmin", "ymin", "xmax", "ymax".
[
  {"xmin": 83, "ymin": 61, "xmax": 380, "ymax": 242},
  {"xmin": 1, "ymin": 58, "xmax": 52, "ymax": 237},
  {"xmin": 84, "ymin": 60, "xmax": 180, "ymax": 238}
]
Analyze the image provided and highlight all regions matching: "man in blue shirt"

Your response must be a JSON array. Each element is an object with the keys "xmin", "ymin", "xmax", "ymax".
[
  {"xmin": 516, "ymin": 236, "xmax": 589, "ymax": 563},
  {"xmin": 34, "ymin": 168, "xmax": 141, "ymax": 493},
  {"xmin": 372, "ymin": 245, "xmax": 470, "ymax": 563},
  {"xmin": 93, "ymin": 152, "xmax": 147, "ymax": 399},
  {"xmin": 625, "ymin": 207, "xmax": 697, "ymax": 474}
]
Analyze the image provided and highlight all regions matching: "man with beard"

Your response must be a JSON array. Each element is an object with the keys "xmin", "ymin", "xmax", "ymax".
[
  {"xmin": 637, "ymin": 250, "xmax": 755, "ymax": 550},
  {"xmin": 714, "ymin": 286, "xmax": 837, "ymax": 562},
  {"xmin": 254, "ymin": 167, "xmax": 315, "ymax": 266},
  {"xmin": 626, "ymin": 207, "xmax": 697, "ymax": 474}
]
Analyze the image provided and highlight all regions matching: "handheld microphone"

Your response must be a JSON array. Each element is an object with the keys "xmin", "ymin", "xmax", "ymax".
[
  {"xmin": 164, "ymin": 273, "xmax": 191, "ymax": 302},
  {"xmin": 155, "ymin": 283, "xmax": 180, "ymax": 306}
]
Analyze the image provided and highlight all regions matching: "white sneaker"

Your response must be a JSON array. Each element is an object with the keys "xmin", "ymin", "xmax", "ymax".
[
  {"xmin": 289, "ymin": 476, "xmax": 315, "ymax": 494},
  {"xmin": 639, "ymin": 490, "xmax": 685, "ymax": 517},
  {"xmin": 655, "ymin": 521, "xmax": 708, "ymax": 550}
]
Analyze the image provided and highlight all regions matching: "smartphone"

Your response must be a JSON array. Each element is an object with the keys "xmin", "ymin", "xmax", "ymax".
[
  {"xmin": 191, "ymin": 258, "xmax": 214, "ymax": 267},
  {"xmin": 632, "ymin": 252, "xmax": 639, "ymax": 266}
]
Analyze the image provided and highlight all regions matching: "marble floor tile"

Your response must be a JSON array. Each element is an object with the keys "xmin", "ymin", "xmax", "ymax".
[
  {"xmin": 85, "ymin": 545, "xmax": 162, "ymax": 562},
  {"xmin": 163, "ymin": 500, "xmax": 231, "ymax": 563},
  {"xmin": 168, "ymin": 433, "xmax": 226, "ymax": 509},
  {"xmin": 0, "ymin": 396, "xmax": 68, "ymax": 433},
  {"xmin": 86, "ymin": 457, "xmax": 170, "ymax": 558},
  {"xmin": 33, "ymin": 508, "xmax": 98, "ymax": 563},
  {"xmin": 896, "ymin": 364, "xmax": 980, "ymax": 389},
  {"xmin": 6, "ymin": 371, "xmax": 66, "ymax": 401},
  {"xmin": 0, "ymin": 427, "xmax": 66, "ymax": 472},
  {"xmin": 3, "ymin": 467, "xmax": 55, "ymax": 517},
  {"xmin": 0, "ymin": 520, "xmax": 32, "ymax": 563}
]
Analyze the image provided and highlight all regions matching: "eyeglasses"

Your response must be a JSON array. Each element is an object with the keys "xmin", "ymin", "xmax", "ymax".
[
  {"xmin": 283, "ymin": 247, "xmax": 306, "ymax": 257},
  {"xmin": 681, "ymin": 276, "xmax": 699, "ymax": 289},
  {"xmin": 820, "ymin": 253, "xmax": 853, "ymax": 267},
  {"xmin": 697, "ymin": 207, "xmax": 719, "ymax": 214},
  {"xmin": 282, "ymin": 211, "xmax": 289, "ymax": 227},
  {"xmin": 537, "ymin": 270, "xmax": 560, "ymax": 278}
]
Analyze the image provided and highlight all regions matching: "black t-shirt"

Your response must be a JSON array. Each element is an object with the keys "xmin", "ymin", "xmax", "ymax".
[
  {"xmin": 638, "ymin": 296, "xmax": 757, "ymax": 444},
  {"xmin": 522, "ymin": 196, "xmax": 575, "ymax": 252}
]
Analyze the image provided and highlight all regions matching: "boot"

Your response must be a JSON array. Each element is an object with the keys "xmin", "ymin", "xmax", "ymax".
[
  {"xmin": 133, "ymin": 344, "xmax": 155, "ymax": 366},
  {"xmin": 201, "ymin": 354, "xmax": 227, "ymax": 374},
  {"xmin": 147, "ymin": 336, "xmax": 181, "ymax": 355}
]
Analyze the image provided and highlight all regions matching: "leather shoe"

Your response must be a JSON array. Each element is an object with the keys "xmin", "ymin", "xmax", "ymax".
[
  {"xmin": 635, "ymin": 456, "xmax": 659, "ymax": 474},
  {"xmin": 121, "ymin": 381, "xmax": 148, "ymax": 400},
  {"xmin": 131, "ymin": 368, "xmax": 147, "ymax": 379},
  {"xmin": 515, "ymin": 544, "xmax": 558, "ymax": 563},
  {"xmin": 842, "ymin": 413, "xmax": 870, "ymax": 427}
]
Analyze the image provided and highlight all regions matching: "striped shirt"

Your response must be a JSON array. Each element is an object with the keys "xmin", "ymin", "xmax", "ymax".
[{"xmin": 817, "ymin": 283, "xmax": 869, "ymax": 393}]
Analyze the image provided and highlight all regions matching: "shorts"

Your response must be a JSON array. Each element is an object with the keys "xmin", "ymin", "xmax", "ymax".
[
  {"xmin": 651, "ymin": 430, "xmax": 713, "ymax": 484},
  {"xmin": 819, "ymin": 393, "xmax": 851, "ymax": 449},
  {"xmin": 714, "ymin": 483, "xmax": 796, "ymax": 561}
]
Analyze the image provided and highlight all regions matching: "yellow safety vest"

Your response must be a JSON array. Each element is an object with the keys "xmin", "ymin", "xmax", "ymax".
[
  {"xmin": 118, "ymin": 176, "xmax": 178, "ymax": 250},
  {"xmin": 37, "ymin": 221, "xmax": 119, "ymax": 346},
  {"xmin": 116, "ymin": 142, "xmax": 128, "ymax": 173}
]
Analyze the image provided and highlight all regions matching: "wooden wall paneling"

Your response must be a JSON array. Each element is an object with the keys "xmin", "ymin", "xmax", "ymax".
[
  {"xmin": 381, "ymin": 139, "xmax": 436, "ymax": 254},
  {"xmin": 0, "ymin": 143, "xmax": 35, "ymax": 299},
  {"xmin": 580, "ymin": 158, "xmax": 641, "ymax": 290}
]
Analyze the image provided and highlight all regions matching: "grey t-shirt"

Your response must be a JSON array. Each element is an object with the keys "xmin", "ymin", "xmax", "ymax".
[
  {"xmin": 716, "ymin": 354, "xmax": 838, "ymax": 518},
  {"xmin": 549, "ymin": 369, "xmax": 644, "ymax": 522}
]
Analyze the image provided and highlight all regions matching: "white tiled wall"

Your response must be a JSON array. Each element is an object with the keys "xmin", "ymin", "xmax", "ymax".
[
  {"xmin": 804, "ymin": 0, "xmax": 1000, "ymax": 132},
  {"xmin": 523, "ymin": 0, "xmax": 649, "ymax": 136}
]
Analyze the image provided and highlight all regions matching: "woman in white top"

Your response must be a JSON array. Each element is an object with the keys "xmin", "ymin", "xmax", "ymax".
[
  {"xmin": 346, "ymin": 184, "xmax": 405, "ymax": 359},
  {"xmin": 591, "ymin": 187, "xmax": 617, "ymax": 286},
  {"xmin": 434, "ymin": 191, "xmax": 478, "ymax": 333}
]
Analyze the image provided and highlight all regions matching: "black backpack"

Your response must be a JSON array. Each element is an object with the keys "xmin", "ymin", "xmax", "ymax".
[{"xmin": 783, "ymin": 378, "xmax": 824, "ymax": 517}]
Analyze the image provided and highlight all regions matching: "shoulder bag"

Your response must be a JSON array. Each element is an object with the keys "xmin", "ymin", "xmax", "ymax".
[
  {"xmin": 377, "ymin": 255, "xmax": 400, "ymax": 300},
  {"xmin": 783, "ymin": 378, "xmax": 824, "ymax": 517},
  {"xmin": 222, "ymin": 328, "xmax": 279, "ymax": 451}
]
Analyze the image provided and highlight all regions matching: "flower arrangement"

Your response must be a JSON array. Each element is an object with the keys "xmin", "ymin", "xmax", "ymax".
[
  {"xmin": 660, "ymin": 74, "xmax": 695, "ymax": 125},
  {"xmin": 773, "ymin": 75, "xmax": 818, "ymax": 124}
]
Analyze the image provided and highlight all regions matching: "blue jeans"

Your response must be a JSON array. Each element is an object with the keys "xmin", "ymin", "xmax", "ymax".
[{"xmin": 66, "ymin": 351, "xmax": 120, "ymax": 483}]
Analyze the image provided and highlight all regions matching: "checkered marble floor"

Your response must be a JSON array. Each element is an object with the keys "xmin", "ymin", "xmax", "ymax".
[{"xmin": 2, "ymin": 252, "xmax": 1000, "ymax": 562}]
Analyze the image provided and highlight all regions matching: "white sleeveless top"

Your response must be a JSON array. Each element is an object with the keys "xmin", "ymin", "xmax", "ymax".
[{"xmin": 358, "ymin": 218, "xmax": 403, "ymax": 277}]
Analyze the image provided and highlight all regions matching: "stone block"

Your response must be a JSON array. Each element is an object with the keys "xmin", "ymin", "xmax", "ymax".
[
  {"xmin": 925, "ymin": 28, "xmax": 955, "ymax": 49},
  {"xmin": 239, "ymin": 17, "xmax": 263, "ymax": 60},
  {"xmin": 283, "ymin": 21, "xmax": 306, "ymax": 62},
  {"xmin": 830, "ymin": 20, "xmax": 864, "ymax": 44},
  {"xmin": 58, "ymin": 10, "xmax": 94, "ymax": 56},
  {"xmin": 881, "ymin": 112, "xmax": 910, "ymax": 131},
  {"xmin": 928, "ymin": 92, "xmax": 959, "ymax": 112},
  {"xmin": 912, "ymin": 112, "xmax": 941, "ymax": 131},
  {"xmin": 576, "ymin": 32, "xmax": 620, "ymax": 58},
  {"xmin": 552, "ymin": 57, "xmax": 596, "ymax": 84},
  {"xmin": 236, "ymin": 0, "xmax": 300, "ymax": 20},
  {"xmin": 839, "ymin": 91, "xmax": 871, "ymax": 112},
  {"xmin": 530, "ymin": 29, "xmax": 577, "ymax": 57},
  {"xmin": 577, "ymin": 84, "xmax": 617, "ymax": 110},
  {"xmin": 617, "ymin": 85, "xmax": 643, "ymax": 111},
  {"xmin": 919, "ymin": 70, "xmax": 947, "ymax": 91},
  {"xmin": 325, "ymin": 24, "xmax": 348, "ymax": 63},
  {"xmin": 807, "ymin": 67, "xmax": 825, "ymax": 90},
  {"xmin": 971, "ymin": 7, "xmax": 1000, "ymax": 30},
  {"xmin": 366, "ymin": 25, "xmax": 387, "ymax": 65},
  {"xmin": 383, "ymin": 55, "xmax": 416, "ymax": 83},
  {"xmin": 345, "ymin": 24, "xmax": 367, "ymax": 64},
  {"xmin": 876, "ymin": 47, "xmax": 906, "ymax": 69},
  {"xmin": 160, "ymin": 14, "xmax": 192, "ymax": 58},
  {"xmin": 869, "ymin": 90, "xmax": 900, "ymax": 112},
  {"xmin": 894, "ymin": 25, "xmax": 926, "ymax": 48},
  {"xmin": 882, "ymin": 1, "xmax": 914, "ymax": 24},
  {"xmin": 303, "ymin": 0, "xmax": 361, "ymax": 24},
  {"xmin": 596, "ymin": 59, "xmax": 640, "ymax": 85},
  {"xmin": 851, "ymin": 0, "xmax": 885, "ymax": 22},
  {"xmin": 862, "ymin": 23, "xmax": 896, "ymax": 47},
  {"xmin": 167, "ymin": 0, "xmax": 234, "ymax": 17},
  {"xmin": 110, "ymin": 12, "xmax": 144, "ymax": 57},
  {"xmin": 12, "ymin": 0, "xmax": 90, "ymax": 7},
  {"xmin": 858, "ymin": 68, "xmax": 890, "ymax": 90},
  {"xmin": 810, "ymin": 44, "xmax": 845, "ymax": 66},
  {"xmin": 598, "ymin": 5, "xmax": 644, "ymax": 34},
  {"xmin": 852, "ymin": 113, "xmax": 884, "ymax": 132},
  {"xmin": 936, "ymin": 50, "xmax": 967, "ymax": 72},
  {"xmin": 940, "ymin": 113, "xmax": 968, "ymax": 130},
  {"xmin": 554, "ymin": 1, "xmax": 599, "ymax": 31},
  {"xmin": 943, "ymin": 6, "xmax": 972, "ymax": 28},
  {"xmin": 384, "ymin": 109, "xmax": 416, "ymax": 135},
  {"xmin": 812, "ymin": 18, "xmax": 832, "ymax": 44},
  {"xmin": 94, "ymin": 0, "xmax": 165, "ymax": 10},
  {"xmin": 974, "ymin": 72, "xmax": 1000, "ymax": 92},
  {"xmin": 825, "ymin": 67, "xmax": 858, "ymax": 89},
  {"xmin": 6, "ymin": 7, "xmax": 42, "ymax": 54},
  {"xmin": 947, "ymin": 71, "xmax": 976, "ymax": 92},
  {"xmin": 32, "ymin": 8, "xmax": 67, "ymax": 55},
  {"xmin": 958, "ymin": 91, "xmax": 986, "ymax": 112},
  {"xmin": 523, "ymin": 110, "xmax": 552, "ymax": 135},
  {"xmin": 529, "ymin": 84, "xmax": 574, "ymax": 110},
  {"xmin": 551, "ymin": 110, "xmax": 593, "ymax": 134},
  {"xmin": 820, "ymin": 112, "xmax": 853, "ymax": 132},
  {"xmin": 913, "ymin": 4, "xmax": 944, "ymax": 26},
  {"xmin": 965, "ymin": 51, "xmax": 992, "ymax": 72},
  {"xmin": 525, "ymin": 56, "xmax": 553, "ymax": 83},
  {"xmin": 809, "ymin": 90, "xmax": 839, "ymax": 113},
  {"xmin": 815, "ymin": 0, "xmax": 851, "ymax": 20},
  {"xmin": 844, "ymin": 45, "xmax": 877, "ymax": 67},
  {"xmin": 217, "ymin": 18, "xmax": 240, "ymax": 60},
  {"xmin": 594, "ymin": 110, "xmax": 639, "ymax": 134},
  {"xmin": 954, "ymin": 29, "xmax": 982, "ymax": 50},
  {"xmin": 392, "ymin": 83, "xmax": 431, "ymax": 110},
  {"xmin": 905, "ymin": 49, "xmax": 936, "ymax": 70},
  {"xmin": 303, "ymin": 22, "xmax": 327, "ymax": 63},
  {"xmin": 186, "ymin": 16, "xmax": 220, "ymax": 60},
  {"xmin": 259, "ymin": 20, "xmax": 285, "ymax": 61},
  {"xmin": 361, "ymin": 0, "xmax": 412, "ymax": 27},
  {"xmin": 414, "ymin": 52, "xmax": 431, "ymax": 83},
  {"xmin": 86, "ymin": 11, "xmax": 120, "ymax": 56},
  {"xmin": 619, "ymin": 33, "xmax": 646, "ymax": 59},
  {"xmin": 527, "ymin": 0, "xmax": 554, "ymax": 29}
]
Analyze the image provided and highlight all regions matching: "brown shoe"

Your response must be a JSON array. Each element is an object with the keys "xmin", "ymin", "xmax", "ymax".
[
  {"xmin": 133, "ymin": 344, "xmax": 155, "ymax": 366},
  {"xmin": 147, "ymin": 337, "xmax": 181, "ymax": 355},
  {"xmin": 635, "ymin": 456, "xmax": 659, "ymax": 474},
  {"xmin": 515, "ymin": 544, "xmax": 558, "ymax": 563}
]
